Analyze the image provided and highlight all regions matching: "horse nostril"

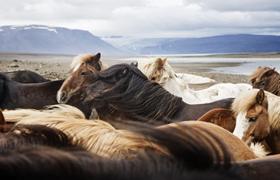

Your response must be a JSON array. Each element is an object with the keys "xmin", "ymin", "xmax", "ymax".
[{"xmin": 58, "ymin": 91, "xmax": 68, "ymax": 103}]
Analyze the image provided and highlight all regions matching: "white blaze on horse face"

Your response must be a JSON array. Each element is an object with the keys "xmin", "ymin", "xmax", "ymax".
[{"xmin": 233, "ymin": 112, "xmax": 250, "ymax": 139}]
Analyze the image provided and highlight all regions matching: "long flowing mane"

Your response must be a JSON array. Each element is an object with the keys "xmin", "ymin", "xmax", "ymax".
[
  {"xmin": 4, "ymin": 105, "xmax": 232, "ymax": 168},
  {"xmin": 93, "ymin": 64, "xmax": 184, "ymax": 123},
  {"xmin": 70, "ymin": 53, "xmax": 106, "ymax": 72},
  {"xmin": 232, "ymin": 89, "xmax": 280, "ymax": 129}
]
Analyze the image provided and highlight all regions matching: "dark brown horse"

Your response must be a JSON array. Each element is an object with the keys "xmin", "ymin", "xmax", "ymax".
[
  {"xmin": 3, "ymin": 70, "xmax": 49, "ymax": 83},
  {"xmin": 60, "ymin": 63, "xmax": 234, "ymax": 125},
  {"xmin": 0, "ymin": 73, "xmax": 93, "ymax": 118}
]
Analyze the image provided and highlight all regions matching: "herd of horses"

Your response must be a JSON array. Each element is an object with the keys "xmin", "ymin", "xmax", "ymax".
[{"xmin": 0, "ymin": 53, "xmax": 280, "ymax": 179}]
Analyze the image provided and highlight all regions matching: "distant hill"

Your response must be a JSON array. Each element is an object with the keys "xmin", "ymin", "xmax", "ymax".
[
  {"xmin": 0, "ymin": 25, "xmax": 120, "ymax": 55},
  {"xmin": 122, "ymin": 34, "xmax": 280, "ymax": 54}
]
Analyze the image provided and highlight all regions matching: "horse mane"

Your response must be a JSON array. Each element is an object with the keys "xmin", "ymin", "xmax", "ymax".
[
  {"xmin": 5, "ymin": 104, "xmax": 233, "ymax": 169},
  {"xmin": 93, "ymin": 64, "xmax": 184, "ymax": 123},
  {"xmin": 70, "ymin": 53, "xmax": 104, "ymax": 72},
  {"xmin": 0, "ymin": 124, "xmax": 77, "ymax": 153},
  {"xmin": 3, "ymin": 104, "xmax": 85, "ymax": 123},
  {"xmin": 232, "ymin": 89, "xmax": 280, "ymax": 129},
  {"xmin": 0, "ymin": 145, "xmax": 238, "ymax": 180},
  {"xmin": 249, "ymin": 66, "xmax": 277, "ymax": 82},
  {"xmin": 0, "ymin": 73, "xmax": 8, "ymax": 104}
]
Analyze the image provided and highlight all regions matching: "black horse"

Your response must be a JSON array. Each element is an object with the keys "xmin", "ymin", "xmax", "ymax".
[{"xmin": 0, "ymin": 73, "xmax": 92, "ymax": 118}]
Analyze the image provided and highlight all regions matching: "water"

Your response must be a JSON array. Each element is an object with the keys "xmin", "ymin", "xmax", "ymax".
[{"xmin": 120, "ymin": 55, "xmax": 280, "ymax": 75}]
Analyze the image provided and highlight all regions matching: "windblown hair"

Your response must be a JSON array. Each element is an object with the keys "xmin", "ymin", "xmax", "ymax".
[
  {"xmin": 232, "ymin": 89, "xmax": 280, "ymax": 129},
  {"xmin": 90, "ymin": 64, "xmax": 184, "ymax": 123},
  {"xmin": 4, "ymin": 104, "xmax": 233, "ymax": 169},
  {"xmin": 70, "ymin": 53, "xmax": 106, "ymax": 72},
  {"xmin": 0, "ymin": 124, "xmax": 77, "ymax": 153},
  {"xmin": 250, "ymin": 66, "xmax": 280, "ymax": 95},
  {"xmin": 4, "ymin": 105, "xmax": 168, "ymax": 159},
  {"xmin": 0, "ymin": 145, "xmax": 239, "ymax": 180}
]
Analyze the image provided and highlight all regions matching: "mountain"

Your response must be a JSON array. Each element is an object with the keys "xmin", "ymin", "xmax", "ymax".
[
  {"xmin": 0, "ymin": 25, "xmax": 120, "ymax": 55},
  {"xmin": 122, "ymin": 34, "xmax": 280, "ymax": 54}
]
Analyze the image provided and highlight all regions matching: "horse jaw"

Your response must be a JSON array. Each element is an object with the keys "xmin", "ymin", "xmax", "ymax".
[{"xmin": 233, "ymin": 112, "xmax": 250, "ymax": 140}]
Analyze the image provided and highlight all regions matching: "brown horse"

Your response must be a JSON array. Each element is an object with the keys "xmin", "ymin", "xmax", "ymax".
[
  {"xmin": 197, "ymin": 108, "xmax": 236, "ymax": 132},
  {"xmin": 76, "ymin": 64, "xmax": 233, "ymax": 125},
  {"xmin": 158, "ymin": 121, "xmax": 256, "ymax": 161},
  {"xmin": 3, "ymin": 70, "xmax": 49, "ymax": 83},
  {"xmin": 250, "ymin": 66, "xmax": 280, "ymax": 95},
  {"xmin": 232, "ymin": 89, "xmax": 280, "ymax": 155},
  {"xmin": 57, "ymin": 52, "xmax": 106, "ymax": 104}
]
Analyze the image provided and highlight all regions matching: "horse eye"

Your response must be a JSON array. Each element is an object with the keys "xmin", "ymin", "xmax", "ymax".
[
  {"xmin": 80, "ymin": 72, "xmax": 89, "ymax": 76},
  {"xmin": 248, "ymin": 117, "xmax": 257, "ymax": 122},
  {"xmin": 151, "ymin": 77, "xmax": 156, "ymax": 81}
]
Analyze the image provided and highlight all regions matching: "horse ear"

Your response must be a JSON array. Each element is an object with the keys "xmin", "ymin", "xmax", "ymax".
[
  {"xmin": 156, "ymin": 58, "xmax": 166, "ymax": 70},
  {"xmin": 256, "ymin": 89, "xmax": 265, "ymax": 105},
  {"xmin": 263, "ymin": 69, "xmax": 275, "ymax": 77},
  {"xmin": 95, "ymin": 52, "xmax": 101, "ymax": 60}
]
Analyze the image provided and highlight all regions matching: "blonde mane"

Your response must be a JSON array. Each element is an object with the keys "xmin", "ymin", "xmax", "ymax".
[
  {"xmin": 3, "ymin": 105, "xmax": 168, "ymax": 159},
  {"xmin": 232, "ymin": 89, "xmax": 280, "ymax": 129},
  {"xmin": 70, "ymin": 53, "xmax": 107, "ymax": 72}
]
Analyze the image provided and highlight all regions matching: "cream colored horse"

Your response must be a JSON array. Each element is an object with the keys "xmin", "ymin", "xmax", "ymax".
[{"xmin": 137, "ymin": 58, "xmax": 252, "ymax": 104}]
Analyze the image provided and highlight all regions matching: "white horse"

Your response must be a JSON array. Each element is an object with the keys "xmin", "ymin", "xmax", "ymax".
[{"xmin": 137, "ymin": 58, "xmax": 252, "ymax": 104}]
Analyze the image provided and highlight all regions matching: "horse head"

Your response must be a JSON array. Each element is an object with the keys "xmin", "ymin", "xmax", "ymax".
[
  {"xmin": 250, "ymin": 66, "xmax": 278, "ymax": 90},
  {"xmin": 57, "ymin": 53, "xmax": 103, "ymax": 104},
  {"xmin": 232, "ymin": 89, "xmax": 270, "ymax": 145},
  {"xmin": 83, "ymin": 64, "xmax": 135, "ymax": 107}
]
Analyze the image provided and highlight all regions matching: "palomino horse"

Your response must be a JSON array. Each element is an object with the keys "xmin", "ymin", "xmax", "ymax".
[
  {"xmin": 232, "ymin": 89, "xmax": 280, "ymax": 155},
  {"xmin": 137, "ymin": 58, "xmax": 252, "ymax": 104},
  {"xmin": 57, "ymin": 63, "xmax": 234, "ymax": 125},
  {"xmin": 250, "ymin": 66, "xmax": 280, "ymax": 95},
  {"xmin": 197, "ymin": 108, "xmax": 236, "ymax": 132},
  {"xmin": 3, "ymin": 104, "xmax": 256, "ymax": 161},
  {"xmin": 3, "ymin": 70, "xmax": 49, "ymax": 83},
  {"xmin": 57, "ymin": 52, "xmax": 107, "ymax": 104}
]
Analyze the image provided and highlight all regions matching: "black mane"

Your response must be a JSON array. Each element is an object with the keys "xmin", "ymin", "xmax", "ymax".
[{"xmin": 89, "ymin": 64, "xmax": 184, "ymax": 123}]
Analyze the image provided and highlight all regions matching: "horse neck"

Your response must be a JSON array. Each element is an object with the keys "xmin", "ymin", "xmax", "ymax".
[
  {"xmin": 1, "ymin": 80, "xmax": 63, "ymax": 109},
  {"xmin": 267, "ymin": 94, "xmax": 280, "ymax": 129},
  {"xmin": 175, "ymin": 98, "xmax": 234, "ymax": 121},
  {"xmin": 267, "ymin": 73, "xmax": 280, "ymax": 96}
]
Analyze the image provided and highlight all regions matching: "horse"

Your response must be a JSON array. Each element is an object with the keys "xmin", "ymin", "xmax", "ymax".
[
  {"xmin": 250, "ymin": 66, "xmax": 280, "ymax": 95},
  {"xmin": 137, "ymin": 58, "xmax": 252, "ymax": 104},
  {"xmin": 70, "ymin": 64, "xmax": 233, "ymax": 125},
  {"xmin": 137, "ymin": 58, "xmax": 216, "ymax": 85},
  {"xmin": 232, "ymin": 88, "xmax": 280, "ymax": 155},
  {"xmin": 197, "ymin": 108, "xmax": 236, "ymax": 132},
  {"xmin": 3, "ymin": 104, "xmax": 256, "ymax": 161},
  {"xmin": 0, "ymin": 140, "xmax": 240, "ymax": 180},
  {"xmin": 0, "ymin": 73, "xmax": 63, "ymax": 110},
  {"xmin": 57, "ymin": 52, "xmax": 107, "ymax": 104},
  {"xmin": 3, "ymin": 70, "xmax": 49, "ymax": 83}
]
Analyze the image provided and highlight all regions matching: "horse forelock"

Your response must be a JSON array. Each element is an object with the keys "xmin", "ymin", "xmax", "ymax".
[
  {"xmin": 250, "ymin": 67, "xmax": 276, "ymax": 82},
  {"xmin": 70, "ymin": 54, "xmax": 101, "ymax": 72}
]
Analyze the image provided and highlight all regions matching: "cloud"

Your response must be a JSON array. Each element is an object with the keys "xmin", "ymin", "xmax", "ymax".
[{"xmin": 0, "ymin": 0, "xmax": 279, "ymax": 37}]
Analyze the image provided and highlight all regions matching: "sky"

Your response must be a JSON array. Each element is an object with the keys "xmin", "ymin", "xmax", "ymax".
[{"xmin": 0, "ymin": 0, "xmax": 280, "ymax": 38}]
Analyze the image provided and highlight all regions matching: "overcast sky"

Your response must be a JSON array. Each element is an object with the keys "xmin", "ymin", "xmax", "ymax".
[{"xmin": 0, "ymin": 0, "xmax": 280, "ymax": 38}]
